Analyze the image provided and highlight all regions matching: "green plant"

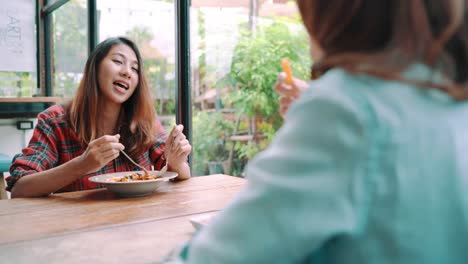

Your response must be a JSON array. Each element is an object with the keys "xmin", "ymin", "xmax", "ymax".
[
  {"xmin": 226, "ymin": 21, "xmax": 311, "ymax": 158},
  {"xmin": 228, "ymin": 22, "xmax": 310, "ymax": 116},
  {"xmin": 192, "ymin": 110, "xmax": 235, "ymax": 175},
  {"xmin": 161, "ymin": 98, "xmax": 175, "ymax": 115}
]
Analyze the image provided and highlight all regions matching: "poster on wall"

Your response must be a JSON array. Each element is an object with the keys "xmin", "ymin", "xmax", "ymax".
[{"xmin": 0, "ymin": 0, "xmax": 36, "ymax": 72}]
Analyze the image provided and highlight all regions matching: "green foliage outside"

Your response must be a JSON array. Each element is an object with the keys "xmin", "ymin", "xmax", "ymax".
[
  {"xmin": 192, "ymin": 110, "xmax": 235, "ymax": 175},
  {"xmin": 228, "ymin": 22, "xmax": 310, "ymax": 118},
  {"xmin": 0, "ymin": 72, "xmax": 35, "ymax": 97},
  {"xmin": 224, "ymin": 21, "xmax": 311, "ymax": 159},
  {"xmin": 191, "ymin": 19, "xmax": 311, "ymax": 176}
]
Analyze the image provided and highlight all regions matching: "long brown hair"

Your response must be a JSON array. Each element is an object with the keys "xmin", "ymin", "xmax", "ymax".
[
  {"xmin": 67, "ymin": 37, "xmax": 157, "ymax": 157},
  {"xmin": 296, "ymin": 0, "xmax": 468, "ymax": 100}
]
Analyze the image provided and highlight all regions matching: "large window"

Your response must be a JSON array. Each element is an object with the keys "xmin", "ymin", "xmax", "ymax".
[{"xmin": 190, "ymin": 0, "xmax": 311, "ymax": 176}]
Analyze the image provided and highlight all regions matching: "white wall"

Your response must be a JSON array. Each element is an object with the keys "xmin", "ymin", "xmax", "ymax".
[{"xmin": 0, "ymin": 118, "xmax": 36, "ymax": 158}]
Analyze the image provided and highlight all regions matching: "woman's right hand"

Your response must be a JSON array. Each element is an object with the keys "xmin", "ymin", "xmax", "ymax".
[
  {"xmin": 274, "ymin": 72, "xmax": 308, "ymax": 118},
  {"xmin": 78, "ymin": 134, "xmax": 124, "ymax": 174}
]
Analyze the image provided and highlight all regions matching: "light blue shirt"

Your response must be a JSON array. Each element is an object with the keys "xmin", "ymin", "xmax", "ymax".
[{"xmin": 177, "ymin": 65, "xmax": 468, "ymax": 263}]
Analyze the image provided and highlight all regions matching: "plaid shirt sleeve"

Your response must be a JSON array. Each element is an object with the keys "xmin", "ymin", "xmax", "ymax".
[
  {"xmin": 6, "ymin": 108, "xmax": 61, "ymax": 192},
  {"xmin": 149, "ymin": 119, "xmax": 168, "ymax": 170}
]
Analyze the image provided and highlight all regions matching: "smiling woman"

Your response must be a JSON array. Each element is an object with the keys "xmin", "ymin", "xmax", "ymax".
[
  {"xmin": 6, "ymin": 37, "xmax": 192, "ymax": 198},
  {"xmin": 97, "ymin": 44, "xmax": 139, "ymax": 106}
]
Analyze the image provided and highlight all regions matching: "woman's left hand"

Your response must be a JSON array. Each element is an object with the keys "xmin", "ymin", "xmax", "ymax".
[{"xmin": 164, "ymin": 124, "xmax": 192, "ymax": 170}]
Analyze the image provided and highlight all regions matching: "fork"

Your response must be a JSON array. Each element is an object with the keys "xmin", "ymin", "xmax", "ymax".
[
  {"xmin": 160, "ymin": 134, "xmax": 175, "ymax": 175},
  {"xmin": 160, "ymin": 156, "xmax": 169, "ymax": 175},
  {"xmin": 120, "ymin": 149, "xmax": 150, "ymax": 175},
  {"xmin": 160, "ymin": 142, "xmax": 172, "ymax": 175}
]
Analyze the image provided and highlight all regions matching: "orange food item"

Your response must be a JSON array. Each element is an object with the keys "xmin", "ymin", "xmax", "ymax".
[
  {"xmin": 107, "ymin": 172, "xmax": 161, "ymax": 182},
  {"xmin": 281, "ymin": 58, "xmax": 294, "ymax": 85}
]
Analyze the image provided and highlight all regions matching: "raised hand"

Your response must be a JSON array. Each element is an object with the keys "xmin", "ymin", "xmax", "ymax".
[
  {"xmin": 164, "ymin": 124, "xmax": 192, "ymax": 170},
  {"xmin": 274, "ymin": 72, "xmax": 308, "ymax": 118}
]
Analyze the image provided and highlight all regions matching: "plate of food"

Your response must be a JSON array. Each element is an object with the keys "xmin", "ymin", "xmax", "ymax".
[{"xmin": 89, "ymin": 170, "xmax": 178, "ymax": 197}]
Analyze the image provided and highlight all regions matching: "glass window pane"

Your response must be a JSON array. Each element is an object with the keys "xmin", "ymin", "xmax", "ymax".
[
  {"xmin": 0, "ymin": 72, "xmax": 37, "ymax": 97},
  {"xmin": 52, "ymin": 0, "xmax": 88, "ymax": 98},
  {"xmin": 97, "ymin": 0, "xmax": 176, "ymax": 131},
  {"xmin": 190, "ymin": 0, "xmax": 310, "ymax": 176}
]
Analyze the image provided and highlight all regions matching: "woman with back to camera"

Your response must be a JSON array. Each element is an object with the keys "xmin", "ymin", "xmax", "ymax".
[
  {"xmin": 7, "ymin": 37, "xmax": 191, "ymax": 198},
  {"xmin": 170, "ymin": 0, "xmax": 468, "ymax": 263}
]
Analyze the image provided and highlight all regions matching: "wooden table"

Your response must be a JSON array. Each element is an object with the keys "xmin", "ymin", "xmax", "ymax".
[{"xmin": 0, "ymin": 174, "xmax": 246, "ymax": 263}]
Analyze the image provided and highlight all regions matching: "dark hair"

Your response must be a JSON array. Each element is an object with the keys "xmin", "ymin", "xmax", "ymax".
[
  {"xmin": 67, "ymin": 37, "xmax": 157, "ymax": 157},
  {"xmin": 296, "ymin": 0, "xmax": 468, "ymax": 100}
]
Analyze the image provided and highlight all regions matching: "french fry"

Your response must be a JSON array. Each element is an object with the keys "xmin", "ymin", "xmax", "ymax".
[{"xmin": 281, "ymin": 58, "xmax": 294, "ymax": 85}]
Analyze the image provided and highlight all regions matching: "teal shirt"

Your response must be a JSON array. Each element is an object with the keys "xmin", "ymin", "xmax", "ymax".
[{"xmin": 178, "ymin": 65, "xmax": 468, "ymax": 263}]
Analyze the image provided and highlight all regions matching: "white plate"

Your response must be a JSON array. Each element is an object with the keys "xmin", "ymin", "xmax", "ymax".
[{"xmin": 88, "ymin": 170, "xmax": 178, "ymax": 197}]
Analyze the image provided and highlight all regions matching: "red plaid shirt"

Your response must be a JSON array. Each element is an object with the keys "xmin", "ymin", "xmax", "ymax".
[{"xmin": 6, "ymin": 104, "xmax": 167, "ymax": 193}]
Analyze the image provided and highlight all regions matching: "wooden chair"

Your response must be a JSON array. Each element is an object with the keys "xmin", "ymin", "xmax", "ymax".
[{"xmin": 0, "ymin": 153, "xmax": 12, "ymax": 199}]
